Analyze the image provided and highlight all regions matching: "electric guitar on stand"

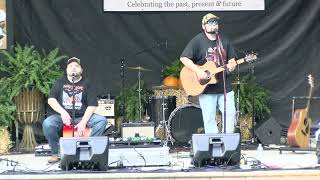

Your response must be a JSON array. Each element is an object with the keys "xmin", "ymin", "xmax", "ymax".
[
  {"xmin": 180, "ymin": 54, "xmax": 257, "ymax": 96},
  {"xmin": 287, "ymin": 74, "xmax": 314, "ymax": 148}
]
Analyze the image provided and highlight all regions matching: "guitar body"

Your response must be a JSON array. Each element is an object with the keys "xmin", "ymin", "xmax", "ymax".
[
  {"xmin": 287, "ymin": 74, "xmax": 314, "ymax": 148},
  {"xmin": 287, "ymin": 108, "xmax": 311, "ymax": 148},
  {"xmin": 180, "ymin": 61, "xmax": 218, "ymax": 96},
  {"xmin": 179, "ymin": 54, "xmax": 257, "ymax": 96},
  {"xmin": 63, "ymin": 125, "xmax": 91, "ymax": 137}
]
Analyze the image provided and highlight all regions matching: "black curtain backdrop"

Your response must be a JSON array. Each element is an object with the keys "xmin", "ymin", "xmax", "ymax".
[{"xmin": 5, "ymin": 0, "xmax": 320, "ymax": 130}]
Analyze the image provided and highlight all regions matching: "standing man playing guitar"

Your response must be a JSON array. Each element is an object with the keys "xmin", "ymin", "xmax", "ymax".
[{"xmin": 180, "ymin": 13, "xmax": 237, "ymax": 134}]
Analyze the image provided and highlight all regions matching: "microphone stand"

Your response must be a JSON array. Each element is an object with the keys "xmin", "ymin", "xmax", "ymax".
[
  {"xmin": 249, "ymin": 62, "xmax": 256, "ymax": 143},
  {"xmin": 234, "ymin": 63, "xmax": 241, "ymax": 134},
  {"xmin": 71, "ymin": 75, "xmax": 76, "ymax": 137},
  {"xmin": 216, "ymin": 33, "xmax": 227, "ymax": 133}
]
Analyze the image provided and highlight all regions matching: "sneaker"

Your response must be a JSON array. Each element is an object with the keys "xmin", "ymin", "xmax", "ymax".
[{"xmin": 48, "ymin": 155, "xmax": 60, "ymax": 163}]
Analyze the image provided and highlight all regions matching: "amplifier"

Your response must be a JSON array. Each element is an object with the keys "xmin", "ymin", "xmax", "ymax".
[
  {"xmin": 95, "ymin": 99, "xmax": 115, "ymax": 117},
  {"xmin": 121, "ymin": 122, "xmax": 155, "ymax": 138}
]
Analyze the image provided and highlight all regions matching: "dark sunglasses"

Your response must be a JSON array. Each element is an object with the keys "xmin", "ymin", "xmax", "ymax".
[{"xmin": 206, "ymin": 20, "xmax": 218, "ymax": 26}]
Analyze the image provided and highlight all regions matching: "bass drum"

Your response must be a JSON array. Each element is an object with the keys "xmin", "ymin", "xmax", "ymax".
[{"xmin": 168, "ymin": 104, "xmax": 204, "ymax": 146}]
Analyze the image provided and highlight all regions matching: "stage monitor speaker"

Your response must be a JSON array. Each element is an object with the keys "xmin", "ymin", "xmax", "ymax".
[
  {"xmin": 255, "ymin": 117, "xmax": 282, "ymax": 145},
  {"xmin": 59, "ymin": 136, "xmax": 109, "ymax": 171},
  {"xmin": 192, "ymin": 133, "xmax": 241, "ymax": 167}
]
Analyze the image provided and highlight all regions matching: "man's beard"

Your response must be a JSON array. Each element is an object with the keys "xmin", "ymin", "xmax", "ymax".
[{"xmin": 206, "ymin": 28, "xmax": 218, "ymax": 34}]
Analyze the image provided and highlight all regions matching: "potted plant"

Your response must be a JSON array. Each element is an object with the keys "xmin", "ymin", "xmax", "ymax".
[
  {"xmin": 234, "ymin": 74, "xmax": 271, "ymax": 140},
  {"xmin": 0, "ymin": 44, "xmax": 67, "ymax": 151},
  {"xmin": 116, "ymin": 80, "xmax": 153, "ymax": 122}
]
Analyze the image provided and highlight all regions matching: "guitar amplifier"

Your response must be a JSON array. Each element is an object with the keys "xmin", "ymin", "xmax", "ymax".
[
  {"xmin": 95, "ymin": 98, "xmax": 115, "ymax": 117},
  {"xmin": 121, "ymin": 122, "xmax": 155, "ymax": 138}
]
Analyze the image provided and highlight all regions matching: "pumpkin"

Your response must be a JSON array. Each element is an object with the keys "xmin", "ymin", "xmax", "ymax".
[{"xmin": 163, "ymin": 75, "xmax": 179, "ymax": 87}]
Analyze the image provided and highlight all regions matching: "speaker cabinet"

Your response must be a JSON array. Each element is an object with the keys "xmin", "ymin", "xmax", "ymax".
[
  {"xmin": 255, "ymin": 117, "xmax": 282, "ymax": 145},
  {"xmin": 192, "ymin": 133, "xmax": 241, "ymax": 167},
  {"xmin": 59, "ymin": 136, "xmax": 109, "ymax": 171}
]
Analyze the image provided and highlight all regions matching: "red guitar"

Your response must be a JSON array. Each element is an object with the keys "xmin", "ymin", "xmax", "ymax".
[
  {"xmin": 287, "ymin": 75, "xmax": 314, "ymax": 148},
  {"xmin": 180, "ymin": 54, "xmax": 257, "ymax": 96},
  {"xmin": 63, "ymin": 125, "xmax": 91, "ymax": 137}
]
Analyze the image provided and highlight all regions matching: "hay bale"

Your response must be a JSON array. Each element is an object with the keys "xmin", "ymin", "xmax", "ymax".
[{"xmin": 0, "ymin": 127, "xmax": 12, "ymax": 154}]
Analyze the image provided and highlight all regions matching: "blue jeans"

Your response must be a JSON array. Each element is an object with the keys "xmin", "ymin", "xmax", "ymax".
[
  {"xmin": 42, "ymin": 113, "xmax": 107, "ymax": 155},
  {"xmin": 198, "ymin": 91, "xmax": 236, "ymax": 133}
]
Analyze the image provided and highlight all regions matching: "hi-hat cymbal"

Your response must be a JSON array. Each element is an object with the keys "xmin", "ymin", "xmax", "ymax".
[{"xmin": 127, "ymin": 66, "xmax": 152, "ymax": 71}]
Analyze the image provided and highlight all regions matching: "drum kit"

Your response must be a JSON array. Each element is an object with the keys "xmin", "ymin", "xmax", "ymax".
[{"xmin": 128, "ymin": 65, "xmax": 204, "ymax": 146}]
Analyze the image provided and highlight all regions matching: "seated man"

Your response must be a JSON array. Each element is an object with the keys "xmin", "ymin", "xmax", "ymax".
[{"xmin": 43, "ymin": 57, "xmax": 107, "ymax": 163}]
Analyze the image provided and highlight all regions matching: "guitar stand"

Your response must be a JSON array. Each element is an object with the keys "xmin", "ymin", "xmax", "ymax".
[
  {"xmin": 279, "ymin": 146, "xmax": 316, "ymax": 154},
  {"xmin": 280, "ymin": 96, "xmax": 320, "ymax": 154}
]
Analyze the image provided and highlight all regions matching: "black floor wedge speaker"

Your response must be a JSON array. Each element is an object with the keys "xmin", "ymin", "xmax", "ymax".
[
  {"xmin": 59, "ymin": 136, "xmax": 109, "ymax": 171},
  {"xmin": 255, "ymin": 117, "xmax": 282, "ymax": 145},
  {"xmin": 191, "ymin": 133, "xmax": 241, "ymax": 167}
]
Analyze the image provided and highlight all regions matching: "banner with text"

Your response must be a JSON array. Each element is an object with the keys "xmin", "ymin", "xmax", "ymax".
[{"xmin": 103, "ymin": 0, "xmax": 265, "ymax": 12}]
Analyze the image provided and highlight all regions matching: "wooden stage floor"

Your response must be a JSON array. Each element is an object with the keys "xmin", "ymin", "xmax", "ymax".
[{"xmin": 0, "ymin": 144, "xmax": 320, "ymax": 180}]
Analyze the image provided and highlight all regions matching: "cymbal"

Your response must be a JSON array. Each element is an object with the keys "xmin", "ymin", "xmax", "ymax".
[
  {"xmin": 127, "ymin": 66, "xmax": 152, "ymax": 71},
  {"xmin": 152, "ymin": 85, "xmax": 178, "ymax": 90}
]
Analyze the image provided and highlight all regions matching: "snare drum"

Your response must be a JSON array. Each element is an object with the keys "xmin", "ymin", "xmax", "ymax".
[{"xmin": 168, "ymin": 104, "xmax": 203, "ymax": 146}]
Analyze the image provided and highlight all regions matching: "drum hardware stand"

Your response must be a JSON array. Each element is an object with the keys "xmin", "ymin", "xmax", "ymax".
[
  {"xmin": 112, "ymin": 41, "xmax": 166, "ymax": 122},
  {"xmin": 156, "ymin": 97, "xmax": 173, "ymax": 146},
  {"xmin": 138, "ymin": 68, "xmax": 142, "ymax": 121}
]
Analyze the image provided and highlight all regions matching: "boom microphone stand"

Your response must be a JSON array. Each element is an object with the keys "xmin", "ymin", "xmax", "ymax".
[{"xmin": 113, "ymin": 40, "xmax": 167, "ymax": 121}]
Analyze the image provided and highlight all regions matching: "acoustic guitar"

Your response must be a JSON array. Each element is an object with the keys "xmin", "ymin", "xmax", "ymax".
[
  {"xmin": 180, "ymin": 54, "xmax": 257, "ymax": 96},
  {"xmin": 287, "ymin": 75, "xmax": 314, "ymax": 148},
  {"xmin": 63, "ymin": 125, "xmax": 91, "ymax": 137}
]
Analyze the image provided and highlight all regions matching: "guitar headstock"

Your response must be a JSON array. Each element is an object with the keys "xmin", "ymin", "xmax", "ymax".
[
  {"xmin": 244, "ymin": 53, "xmax": 258, "ymax": 63},
  {"xmin": 308, "ymin": 74, "xmax": 314, "ymax": 88}
]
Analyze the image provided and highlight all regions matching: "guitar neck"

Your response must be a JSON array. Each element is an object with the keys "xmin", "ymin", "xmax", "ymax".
[
  {"xmin": 305, "ymin": 87, "xmax": 314, "ymax": 117},
  {"xmin": 214, "ymin": 58, "xmax": 245, "ymax": 74}
]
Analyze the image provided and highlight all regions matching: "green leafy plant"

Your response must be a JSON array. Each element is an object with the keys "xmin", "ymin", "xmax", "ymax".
[
  {"xmin": 0, "ymin": 95, "xmax": 16, "ymax": 127},
  {"xmin": 163, "ymin": 59, "xmax": 184, "ymax": 78},
  {"xmin": 116, "ymin": 81, "xmax": 153, "ymax": 121},
  {"xmin": 0, "ymin": 44, "xmax": 66, "ymax": 100},
  {"xmin": 234, "ymin": 74, "xmax": 271, "ymax": 120},
  {"xmin": 0, "ymin": 44, "xmax": 67, "ymax": 128}
]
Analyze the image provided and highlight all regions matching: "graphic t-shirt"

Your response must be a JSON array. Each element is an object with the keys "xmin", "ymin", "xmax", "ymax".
[
  {"xmin": 48, "ymin": 76, "xmax": 97, "ymax": 117},
  {"xmin": 180, "ymin": 32, "xmax": 237, "ymax": 94}
]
